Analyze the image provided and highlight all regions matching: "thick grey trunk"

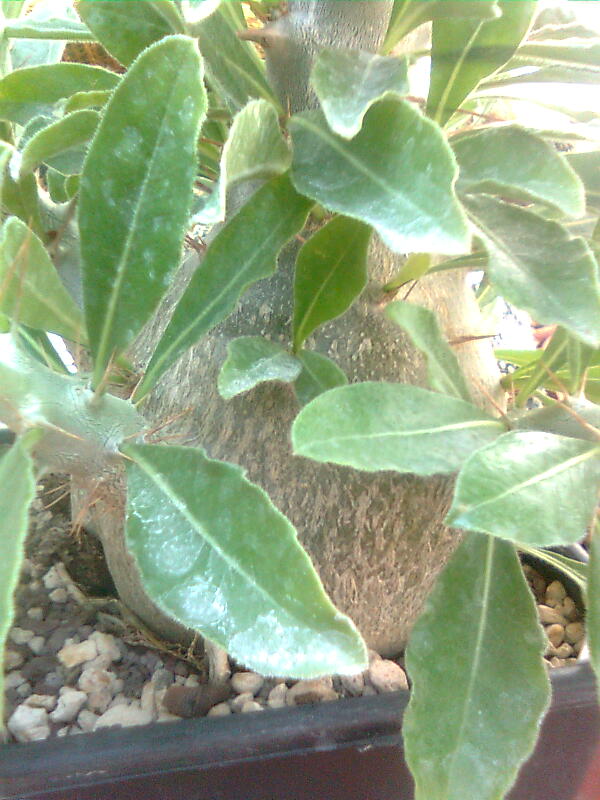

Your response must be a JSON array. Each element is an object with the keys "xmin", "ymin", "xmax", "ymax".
[{"xmin": 87, "ymin": 1, "xmax": 502, "ymax": 659}]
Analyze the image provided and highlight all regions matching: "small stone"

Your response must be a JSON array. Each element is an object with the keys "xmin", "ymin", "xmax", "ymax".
[
  {"xmin": 9, "ymin": 627, "xmax": 34, "ymax": 645},
  {"xmin": 108, "ymin": 694, "xmax": 129, "ymax": 709},
  {"xmin": 538, "ymin": 605, "xmax": 567, "ymax": 625},
  {"xmin": 545, "ymin": 581, "xmax": 567, "ymax": 606},
  {"xmin": 523, "ymin": 565, "xmax": 547, "ymax": 601},
  {"xmin": 5, "ymin": 671, "xmax": 26, "ymax": 690},
  {"xmin": 77, "ymin": 709, "xmax": 100, "ymax": 733},
  {"xmin": 559, "ymin": 596, "xmax": 579, "ymax": 622},
  {"xmin": 140, "ymin": 682, "xmax": 157, "ymax": 720},
  {"xmin": 340, "ymin": 673, "xmax": 365, "ymax": 697},
  {"xmin": 24, "ymin": 694, "xmax": 57, "ymax": 711},
  {"xmin": 28, "ymin": 636, "xmax": 46, "ymax": 655},
  {"xmin": 574, "ymin": 639, "xmax": 585, "ymax": 655},
  {"xmin": 184, "ymin": 674, "xmax": 199, "ymax": 688},
  {"xmin": 21, "ymin": 655, "xmax": 59, "ymax": 682},
  {"xmin": 267, "ymin": 683, "xmax": 288, "ymax": 709},
  {"xmin": 241, "ymin": 700, "xmax": 263, "ymax": 713},
  {"xmin": 368, "ymin": 649, "xmax": 382, "ymax": 663},
  {"xmin": 58, "ymin": 639, "xmax": 98, "ymax": 668},
  {"xmin": 546, "ymin": 623, "xmax": 565, "ymax": 647},
  {"xmin": 152, "ymin": 669, "xmax": 175, "ymax": 690},
  {"xmin": 207, "ymin": 702, "xmax": 231, "ymax": 717},
  {"xmin": 368, "ymin": 659, "xmax": 409, "ymax": 693},
  {"xmin": 27, "ymin": 607, "xmax": 44, "ymax": 621},
  {"xmin": 549, "ymin": 657, "xmax": 567, "ymax": 668},
  {"xmin": 287, "ymin": 679, "xmax": 338, "ymax": 706},
  {"xmin": 78, "ymin": 667, "xmax": 116, "ymax": 713},
  {"xmin": 163, "ymin": 683, "xmax": 230, "ymax": 718},
  {"xmin": 231, "ymin": 672, "xmax": 264, "ymax": 696},
  {"xmin": 362, "ymin": 686, "xmax": 377, "ymax": 697},
  {"xmin": 4, "ymin": 649, "xmax": 24, "ymax": 669},
  {"xmin": 546, "ymin": 642, "xmax": 573, "ymax": 659},
  {"xmin": 7, "ymin": 705, "xmax": 50, "ymax": 742},
  {"xmin": 42, "ymin": 565, "xmax": 64, "ymax": 590},
  {"xmin": 56, "ymin": 726, "xmax": 71, "ymax": 737},
  {"xmin": 95, "ymin": 705, "xmax": 153, "ymax": 730},
  {"xmin": 89, "ymin": 632, "xmax": 121, "ymax": 664},
  {"xmin": 50, "ymin": 687, "xmax": 88, "ymax": 723},
  {"xmin": 230, "ymin": 692, "xmax": 255, "ymax": 712},
  {"xmin": 49, "ymin": 588, "xmax": 68, "ymax": 603},
  {"xmin": 16, "ymin": 681, "xmax": 32, "ymax": 698},
  {"xmin": 565, "ymin": 622, "xmax": 585, "ymax": 644}
]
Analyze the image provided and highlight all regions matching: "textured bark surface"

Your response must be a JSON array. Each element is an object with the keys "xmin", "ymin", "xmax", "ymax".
[{"xmin": 88, "ymin": 0, "xmax": 503, "ymax": 659}]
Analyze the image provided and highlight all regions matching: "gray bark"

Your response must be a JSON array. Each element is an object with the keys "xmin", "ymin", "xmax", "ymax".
[{"xmin": 87, "ymin": 0, "xmax": 503, "ymax": 659}]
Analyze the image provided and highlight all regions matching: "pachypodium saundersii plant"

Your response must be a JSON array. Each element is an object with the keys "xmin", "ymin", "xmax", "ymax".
[{"xmin": 1, "ymin": 1, "xmax": 600, "ymax": 797}]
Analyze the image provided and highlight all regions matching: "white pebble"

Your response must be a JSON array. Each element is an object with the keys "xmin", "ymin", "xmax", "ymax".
[
  {"xmin": 26, "ymin": 607, "xmax": 44, "ymax": 621},
  {"xmin": 184, "ymin": 675, "xmax": 200, "ymax": 688},
  {"xmin": 141, "ymin": 682, "xmax": 157, "ymax": 720},
  {"xmin": 50, "ymin": 687, "xmax": 88, "ymax": 723},
  {"xmin": 43, "ymin": 565, "xmax": 64, "ymax": 590},
  {"xmin": 241, "ymin": 700, "xmax": 263, "ymax": 713},
  {"xmin": 25, "ymin": 694, "xmax": 57, "ymax": 711},
  {"xmin": 368, "ymin": 660, "xmax": 408, "ymax": 693},
  {"xmin": 95, "ymin": 705, "xmax": 153, "ymax": 730},
  {"xmin": 231, "ymin": 672, "xmax": 264, "ymax": 696},
  {"xmin": 9, "ymin": 627, "xmax": 34, "ymax": 645},
  {"xmin": 267, "ymin": 683, "xmax": 288, "ymax": 709},
  {"xmin": 58, "ymin": 639, "xmax": 98, "ymax": 668},
  {"xmin": 287, "ymin": 678, "xmax": 337, "ymax": 706},
  {"xmin": 28, "ymin": 636, "xmax": 45, "ymax": 655},
  {"xmin": 4, "ymin": 671, "xmax": 26, "ymax": 690},
  {"xmin": 49, "ymin": 588, "xmax": 68, "ymax": 603},
  {"xmin": 5, "ymin": 649, "xmax": 24, "ymax": 669},
  {"xmin": 89, "ymin": 631, "xmax": 121, "ymax": 664},
  {"xmin": 78, "ymin": 668, "xmax": 116, "ymax": 713},
  {"xmin": 77, "ymin": 709, "xmax": 100, "ymax": 732},
  {"xmin": 7, "ymin": 705, "xmax": 50, "ymax": 742},
  {"xmin": 16, "ymin": 682, "xmax": 32, "ymax": 698},
  {"xmin": 207, "ymin": 702, "xmax": 231, "ymax": 717},
  {"xmin": 230, "ymin": 692, "xmax": 255, "ymax": 712}
]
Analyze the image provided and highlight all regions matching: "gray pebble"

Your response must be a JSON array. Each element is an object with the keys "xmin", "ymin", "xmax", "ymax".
[
  {"xmin": 267, "ymin": 683, "xmax": 288, "ymax": 709},
  {"xmin": 77, "ymin": 709, "xmax": 100, "ymax": 732},
  {"xmin": 230, "ymin": 692, "xmax": 255, "ymax": 712},
  {"xmin": 5, "ymin": 671, "xmax": 27, "ymax": 690},
  {"xmin": 207, "ymin": 702, "xmax": 231, "ymax": 717},
  {"xmin": 241, "ymin": 700, "xmax": 263, "ymax": 713},
  {"xmin": 28, "ymin": 636, "xmax": 46, "ymax": 655},
  {"xmin": 27, "ymin": 607, "xmax": 44, "ymax": 621},
  {"xmin": 16, "ymin": 681, "xmax": 32, "ymax": 698},
  {"xmin": 9, "ymin": 627, "xmax": 35, "ymax": 645},
  {"xmin": 4, "ymin": 649, "xmax": 24, "ymax": 670},
  {"xmin": 49, "ymin": 588, "xmax": 68, "ymax": 604},
  {"xmin": 152, "ymin": 669, "xmax": 175, "ymax": 690}
]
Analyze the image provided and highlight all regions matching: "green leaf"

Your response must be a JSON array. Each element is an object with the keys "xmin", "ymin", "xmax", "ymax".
[
  {"xmin": 292, "ymin": 383, "xmax": 504, "ymax": 475},
  {"xmin": 79, "ymin": 35, "xmax": 206, "ymax": 388},
  {"xmin": 519, "ymin": 546, "xmax": 587, "ymax": 594},
  {"xmin": 311, "ymin": 49, "xmax": 409, "ymax": 138},
  {"xmin": 427, "ymin": 0, "xmax": 536, "ymax": 125},
  {"xmin": 453, "ymin": 126, "xmax": 584, "ymax": 218},
  {"xmin": 567, "ymin": 151, "xmax": 600, "ymax": 208},
  {"xmin": 512, "ymin": 397, "xmax": 600, "ymax": 445},
  {"xmin": 385, "ymin": 301, "xmax": 471, "ymax": 401},
  {"xmin": 1, "ymin": 166, "xmax": 44, "ymax": 239},
  {"xmin": 135, "ymin": 173, "xmax": 312, "ymax": 401},
  {"xmin": 1, "ymin": 1, "xmax": 25, "ymax": 20},
  {"xmin": 217, "ymin": 336, "xmax": 301, "ymax": 400},
  {"xmin": 8, "ymin": 0, "xmax": 78, "ymax": 69},
  {"xmin": 382, "ymin": 253, "xmax": 432, "ymax": 291},
  {"xmin": 0, "ymin": 436, "xmax": 37, "ymax": 734},
  {"xmin": 567, "ymin": 336, "xmax": 596, "ymax": 395},
  {"xmin": 404, "ymin": 532, "xmax": 550, "ymax": 800},
  {"xmin": 3, "ymin": 17, "xmax": 94, "ymax": 40},
  {"xmin": 290, "ymin": 99, "xmax": 470, "ymax": 256},
  {"xmin": 484, "ymin": 64, "xmax": 600, "ymax": 89},
  {"xmin": 464, "ymin": 195, "xmax": 600, "ymax": 349},
  {"xmin": 587, "ymin": 519, "xmax": 600, "ymax": 700},
  {"xmin": 293, "ymin": 350, "xmax": 348, "ymax": 407},
  {"xmin": 194, "ymin": 99, "xmax": 291, "ymax": 224},
  {"xmin": 46, "ymin": 167, "xmax": 68, "ymax": 203},
  {"xmin": 15, "ymin": 109, "xmax": 99, "ymax": 178},
  {"xmin": 512, "ymin": 39, "xmax": 600, "ymax": 72},
  {"xmin": 511, "ymin": 326, "xmax": 569, "ymax": 407},
  {"xmin": 446, "ymin": 431, "xmax": 600, "ymax": 545},
  {"xmin": 195, "ymin": 2, "xmax": 277, "ymax": 111},
  {"xmin": 0, "ymin": 217, "xmax": 86, "ymax": 341},
  {"xmin": 65, "ymin": 90, "xmax": 112, "ymax": 114},
  {"xmin": 0, "ymin": 63, "xmax": 119, "ymax": 126},
  {"xmin": 293, "ymin": 216, "xmax": 371, "ymax": 352},
  {"xmin": 15, "ymin": 324, "xmax": 70, "ymax": 375},
  {"xmin": 76, "ymin": 0, "xmax": 184, "ymax": 67},
  {"xmin": 122, "ymin": 442, "xmax": 367, "ymax": 677}
]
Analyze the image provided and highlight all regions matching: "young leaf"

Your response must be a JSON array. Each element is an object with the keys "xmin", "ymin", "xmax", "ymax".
[
  {"xmin": 135, "ymin": 173, "xmax": 312, "ymax": 402},
  {"xmin": 65, "ymin": 90, "xmax": 112, "ymax": 114},
  {"xmin": 292, "ymin": 383, "xmax": 504, "ymax": 475},
  {"xmin": 290, "ymin": 99, "xmax": 470, "ymax": 256},
  {"xmin": 512, "ymin": 397, "xmax": 600, "ymax": 444},
  {"xmin": 0, "ymin": 217, "xmax": 86, "ymax": 341},
  {"xmin": 76, "ymin": 0, "xmax": 184, "ymax": 67},
  {"xmin": 464, "ymin": 195, "xmax": 600, "ymax": 348},
  {"xmin": 513, "ymin": 39, "xmax": 600, "ymax": 71},
  {"xmin": 427, "ymin": 0, "xmax": 536, "ymax": 126},
  {"xmin": 587, "ymin": 518, "xmax": 600, "ymax": 700},
  {"xmin": 404, "ymin": 532, "xmax": 550, "ymax": 800},
  {"xmin": 195, "ymin": 2, "xmax": 277, "ymax": 111},
  {"xmin": 1, "ymin": 168, "xmax": 44, "ymax": 241},
  {"xmin": 385, "ymin": 301, "xmax": 471, "ymax": 401},
  {"xmin": 194, "ymin": 99, "xmax": 291, "ymax": 225},
  {"xmin": 446, "ymin": 431, "xmax": 600, "ymax": 545},
  {"xmin": 122, "ymin": 443, "xmax": 367, "ymax": 678},
  {"xmin": 311, "ymin": 49, "xmax": 409, "ymax": 138},
  {"xmin": 0, "ymin": 436, "xmax": 37, "ymax": 735},
  {"xmin": 567, "ymin": 151, "xmax": 600, "ymax": 209},
  {"xmin": 511, "ymin": 326, "xmax": 570, "ymax": 407},
  {"xmin": 15, "ymin": 110, "xmax": 99, "ymax": 178},
  {"xmin": 3, "ymin": 16, "xmax": 94, "ymax": 41},
  {"xmin": 293, "ymin": 216, "xmax": 371, "ymax": 352},
  {"xmin": 453, "ymin": 126, "xmax": 584, "ymax": 218},
  {"xmin": 79, "ymin": 36, "xmax": 207, "ymax": 389},
  {"xmin": 218, "ymin": 336, "xmax": 301, "ymax": 400},
  {"xmin": 294, "ymin": 350, "xmax": 348, "ymax": 407},
  {"xmin": 0, "ymin": 63, "xmax": 119, "ymax": 126}
]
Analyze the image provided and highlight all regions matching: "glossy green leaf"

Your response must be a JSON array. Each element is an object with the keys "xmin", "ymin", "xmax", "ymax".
[
  {"xmin": 0, "ymin": 436, "xmax": 37, "ymax": 734},
  {"xmin": 135, "ymin": 173, "xmax": 312, "ymax": 401},
  {"xmin": 311, "ymin": 49, "xmax": 409, "ymax": 138},
  {"xmin": 195, "ymin": 2, "xmax": 277, "ymax": 111},
  {"xmin": 0, "ymin": 217, "xmax": 86, "ymax": 341},
  {"xmin": 446, "ymin": 431, "xmax": 600, "ymax": 545},
  {"xmin": 383, "ymin": 253, "xmax": 432, "ymax": 291},
  {"xmin": 16, "ymin": 109, "xmax": 98, "ymax": 178},
  {"xmin": 0, "ymin": 63, "xmax": 119, "ymax": 126},
  {"xmin": 77, "ymin": 0, "xmax": 184, "ymax": 67},
  {"xmin": 383, "ymin": 0, "xmax": 500, "ymax": 55},
  {"xmin": 404, "ymin": 531, "xmax": 550, "ymax": 800},
  {"xmin": 427, "ymin": 0, "xmax": 536, "ymax": 125},
  {"xmin": 194, "ymin": 99, "xmax": 290, "ymax": 224},
  {"xmin": 122, "ymin": 443, "xmax": 367, "ymax": 677},
  {"xmin": 290, "ymin": 99, "xmax": 470, "ymax": 256},
  {"xmin": 385, "ymin": 301, "xmax": 471, "ymax": 401},
  {"xmin": 218, "ymin": 336, "xmax": 301, "ymax": 400},
  {"xmin": 293, "ymin": 350, "xmax": 348, "ymax": 407},
  {"xmin": 464, "ymin": 195, "xmax": 600, "ymax": 348},
  {"xmin": 292, "ymin": 383, "xmax": 504, "ymax": 475},
  {"xmin": 79, "ymin": 36, "xmax": 206, "ymax": 388},
  {"xmin": 293, "ymin": 216, "xmax": 371, "ymax": 352},
  {"xmin": 3, "ymin": 16, "xmax": 94, "ymax": 40},
  {"xmin": 511, "ymin": 398, "xmax": 600, "ymax": 445},
  {"xmin": 587, "ymin": 518, "xmax": 600, "ymax": 700},
  {"xmin": 453, "ymin": 126, "xmax": 584, "ymax": 218}
]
